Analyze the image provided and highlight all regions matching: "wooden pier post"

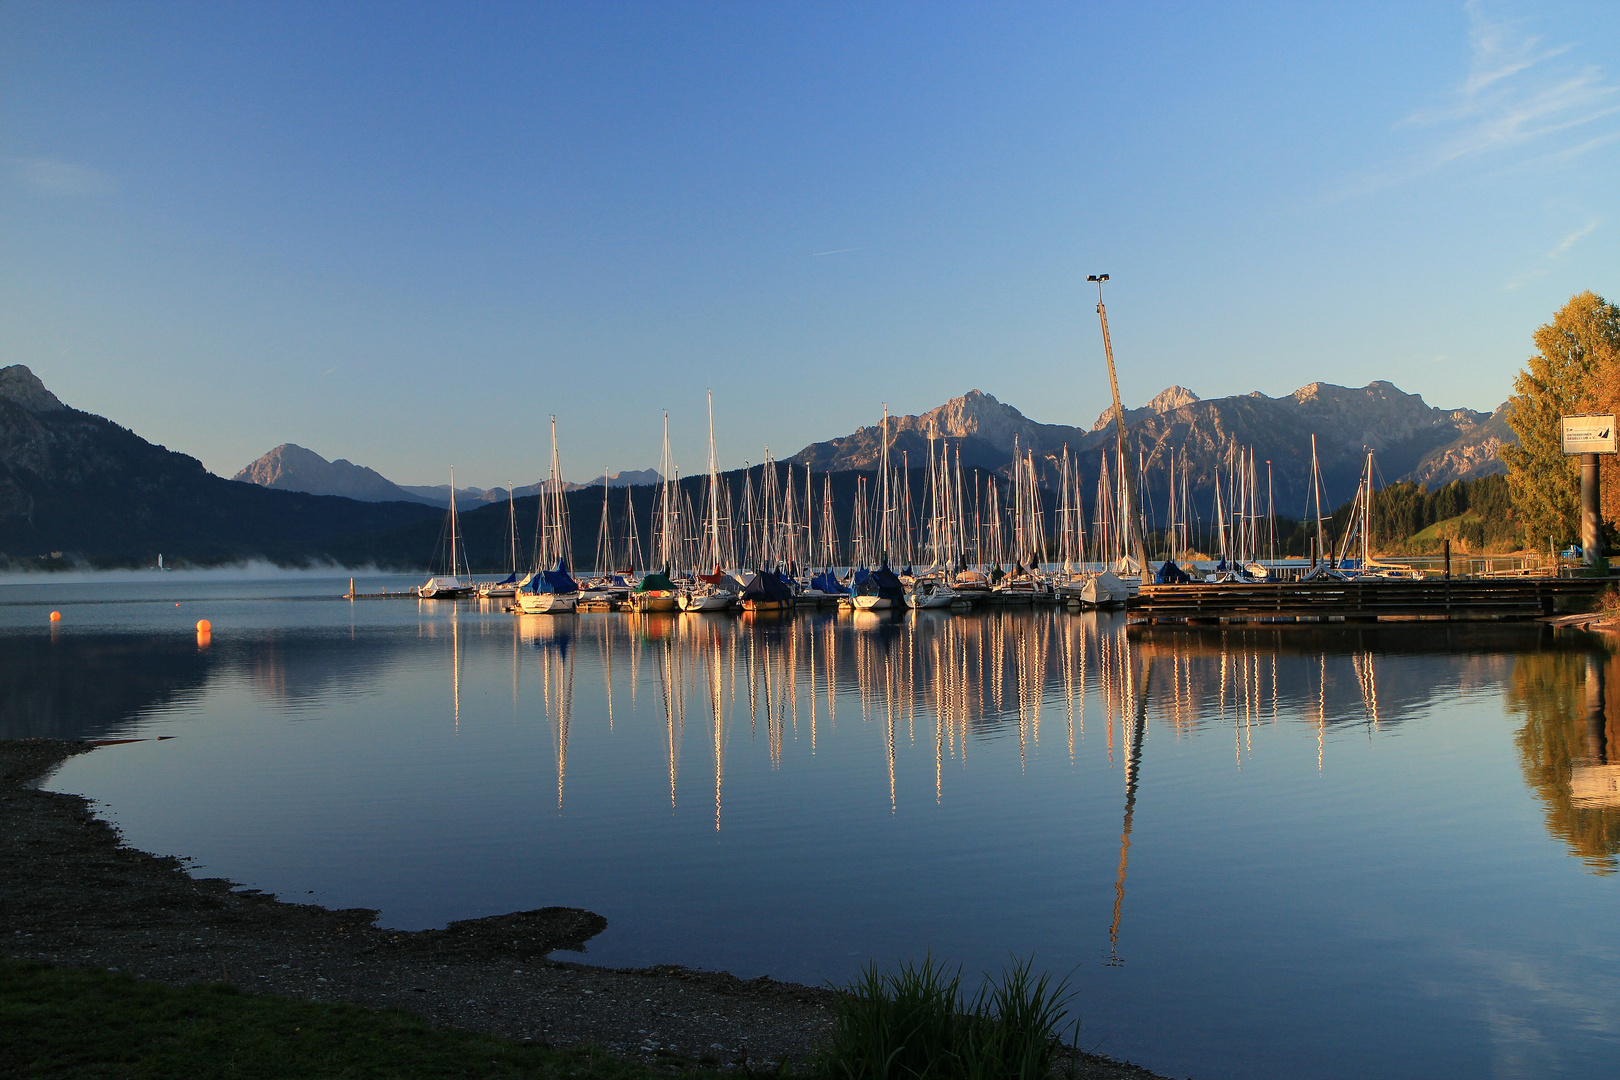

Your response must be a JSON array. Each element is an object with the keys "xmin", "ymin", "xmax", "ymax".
[{"xmin": 1443, "ymin": 539, "xmax": 1450, "ymax": 580}]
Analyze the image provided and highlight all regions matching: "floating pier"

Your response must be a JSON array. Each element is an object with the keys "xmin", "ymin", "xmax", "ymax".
[{"xmin": 1129, "ymin": 576, "xmax": 1609, "ymax": 625}]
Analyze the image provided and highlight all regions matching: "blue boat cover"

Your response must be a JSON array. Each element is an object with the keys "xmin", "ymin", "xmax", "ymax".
[
  {"xmin": 866, "ymin": 565, "xmax": 905, "ymax": 602},
  {"xmin": 1155, "ymin": 560, "xmax": 1191, "ymax": 584},
  {"xmin": 541, "ymin": 557, "xmax": 579, "ymax": 594},
  {"xmin": 741, "ymin": 570, "xmax": 794, "ymax": 603},
  {"xmin": 811, "ymin": 571, "xmax": 848, "ymax": 594},
  {"xmin": 495, "ymin": 572, "xmax": 518, "ymax": 586}
]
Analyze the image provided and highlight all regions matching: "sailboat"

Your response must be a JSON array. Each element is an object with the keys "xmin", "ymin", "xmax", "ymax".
[
  {"xmin": 630, "ymin": 414, "xmax": 681, "ymax": 612},
  {"xmin": 1323, "ymin": 450, "xmax": 1423, "ymax": 581},
  {"xmin": 852, "ymin": 406, "xmax": 907, "ymax": 611},
  {"xmin": 681, "ymin": 392, "xmax": 739, "ymax": 612},
  {"xmin": 419, "ymin": 468, "xmax": 472, "ymax": 598},
  {"xmin": 479, "ymin": 482, "xmax": 523, "ymax": 598},
  {"xmin": 905, "ymin": 423, "xmax": 961, "ymax": 609},
  {"xmin": 517, "ymin": 419, "xmax": 580, "ymax": 614}
]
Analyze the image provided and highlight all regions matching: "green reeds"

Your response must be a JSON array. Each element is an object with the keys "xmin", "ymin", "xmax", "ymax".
[{"xmin": 818, "ymin": 955, "xmax": 1076, "ymax": 1080}]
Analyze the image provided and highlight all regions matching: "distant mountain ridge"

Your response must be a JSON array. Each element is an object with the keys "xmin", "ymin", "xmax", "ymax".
[
  {"xmin": 0, "ymin": 366, "xmax": 438, "ymax": 564},
  {"xmin": 787, "ymin": 382, "xmax": 1514, "ymax": 511},
  {"xmin": 233, "ymin": 444, "xmax": 432, "ymax": 504},
  {"xmin": 233, "ymin": 445, "xmax": 660, "ymax": 506}
]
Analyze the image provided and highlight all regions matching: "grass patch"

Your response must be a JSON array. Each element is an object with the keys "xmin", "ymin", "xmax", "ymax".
[
  {"xmin": 0, "ymin": 959, "xmax": 669, "ymax": 1079},
  {"xmin": 817, "ymin": 956, "xmax": 1076, "ymax": 1080}
]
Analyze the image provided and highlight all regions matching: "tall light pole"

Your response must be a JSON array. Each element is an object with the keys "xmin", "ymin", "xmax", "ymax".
[{"xmin": 1089, "ymin": 274, "xmax": 1152, "ymax": 584}]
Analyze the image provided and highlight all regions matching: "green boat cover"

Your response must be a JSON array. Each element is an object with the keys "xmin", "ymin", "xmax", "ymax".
[{"xmin": 636, "ymin": 572, "xmax": 676, "ymax": 592}]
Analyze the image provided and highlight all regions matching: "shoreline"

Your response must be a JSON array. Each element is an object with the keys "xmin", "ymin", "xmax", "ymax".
[{"xmin": 1, "ymin": 738, "xmax": 1171, "ymax": 1078}]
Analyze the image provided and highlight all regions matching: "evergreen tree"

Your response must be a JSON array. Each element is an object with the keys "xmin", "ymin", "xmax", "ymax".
[{"xmin": 1501, "ymin": 291, "xmax": 1620, "ymax": 552}]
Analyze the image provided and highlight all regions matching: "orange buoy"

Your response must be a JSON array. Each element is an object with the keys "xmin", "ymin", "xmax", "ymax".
[
  {"xmin": 49, "ymin": 611, "xmax": 61, "ymax": 622},
  {"xmin": 196, "ymin": 619, "xmax": 212, "ymax": 633}
]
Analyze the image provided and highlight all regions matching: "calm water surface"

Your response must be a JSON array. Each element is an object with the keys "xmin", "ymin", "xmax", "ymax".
[{"xmin": 4, "ymin": 572, "xmax": 1618, "ymax": 1080}]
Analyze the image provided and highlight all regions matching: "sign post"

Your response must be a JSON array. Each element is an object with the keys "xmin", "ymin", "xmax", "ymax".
[{"xmin": 1561, "ymin": 415, "xmax": 1616, "ymax": 570}]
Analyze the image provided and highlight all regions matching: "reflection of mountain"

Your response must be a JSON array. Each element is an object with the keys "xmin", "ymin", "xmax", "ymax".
[
  {"xmin": 0, "ymin": 632, "xmax": 213, "ymax": 740},
  {"xmin": 1507, "ymin": 651, "xmax": 1620, "ymax": 874}
]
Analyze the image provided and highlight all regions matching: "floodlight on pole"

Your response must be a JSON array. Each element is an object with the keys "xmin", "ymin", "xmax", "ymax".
[{"xmin": 1087, "ymin": 273, "xmax": 1150, "ymax": 583}]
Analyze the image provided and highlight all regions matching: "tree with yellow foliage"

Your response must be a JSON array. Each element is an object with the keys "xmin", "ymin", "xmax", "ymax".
[{"xmin": 1501, "ymin": 291, "xmax": 1620, "ymax": 552}]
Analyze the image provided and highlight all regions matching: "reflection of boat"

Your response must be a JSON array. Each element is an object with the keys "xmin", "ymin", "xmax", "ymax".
[{"xmin": 419, "ymin": 468, "xmax": 471, "ymax": 599}]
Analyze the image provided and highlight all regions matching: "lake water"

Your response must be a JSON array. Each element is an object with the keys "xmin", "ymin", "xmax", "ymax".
[{"xmin": 4, "ymin": 571, "xmax": 1618, "ymax": 1080}]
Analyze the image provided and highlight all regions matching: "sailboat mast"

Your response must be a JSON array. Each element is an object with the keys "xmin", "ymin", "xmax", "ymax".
[
  {"xmin": 448, "ymin": 466, "xmax": 460, "ymax": 578},
  {"xmin": 508, "ymin": 481, "xmax": 519, "ymax": 575},
  {"xmin": 1310, "ymin": 434, "xmax": 1327, "ymax": 563},
  {"xmin": 879, "ymin": 404, "xmax": 892, "ymax": 564},
  {"xmin": 706, "ymin": 390, "xmax": 721, "ymax": 570}
]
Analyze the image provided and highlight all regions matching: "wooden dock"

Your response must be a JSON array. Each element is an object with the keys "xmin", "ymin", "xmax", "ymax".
[{"xmin": 1129, "ymin": 576, "xmax": 1609, "ymax": 625}]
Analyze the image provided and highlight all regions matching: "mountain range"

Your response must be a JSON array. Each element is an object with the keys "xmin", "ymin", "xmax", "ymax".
[
  {"xmin": 0, "ymin": 365, "xmax": 438, "ymax": 566},
  {"xmin": 236, "ymin": 382, "xmax": 1512, "ymax": 516},
  {"xmin": 2, "ymin": 362, "xmax": 1518, "ymax": 566},
  {"xmin": 232, "ymin": 444, "xmax": 659, "ymax": 507},
  {"xmin": 788, "ymin": 382, "xmax": 1513, "ymax": 512}
]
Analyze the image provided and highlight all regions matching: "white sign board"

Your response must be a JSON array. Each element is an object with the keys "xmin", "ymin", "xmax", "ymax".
[{"xmin": 1562, "ymin": 414, "xmax": 1617, "ymax": 455}]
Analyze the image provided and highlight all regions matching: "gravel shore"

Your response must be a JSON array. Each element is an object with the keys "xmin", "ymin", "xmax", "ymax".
[{"xmin": 2, "ymin": 738, "xmax": 1172, "ymax": 1078}]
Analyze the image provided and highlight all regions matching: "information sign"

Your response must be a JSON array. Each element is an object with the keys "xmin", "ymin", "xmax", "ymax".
[{"xmin": 1561, "ymin": 414, "xmax": 1617, "ymax": 455}]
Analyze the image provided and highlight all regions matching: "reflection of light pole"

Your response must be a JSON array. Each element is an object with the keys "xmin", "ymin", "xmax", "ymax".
[{"xmin": 1088, "ymin": 274, "xmax": 1151, "ymax": 582}]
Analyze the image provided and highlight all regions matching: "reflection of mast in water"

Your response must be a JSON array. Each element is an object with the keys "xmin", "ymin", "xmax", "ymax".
[
  {"xmin": 708, "ymin": 627, "xmax": 725, "ymax": 831},
  {"xmin": 1060, "ymin": 618, "xmax": 1078, "ymax": 760},
  {"xmin": 539, "ymin": 628, "xmax": 576, "ymax": 810},
  {"xmin": 1317, "ymin": 652, "xmax": 1327, "ymax": 771},
  {"xmin": 1100, "ymin": 630, "xmax": 1116, "ymax": 765},
  {"xmin": 1107, "ymin": 652, "xmax": 1151, "ymax": 967},
  {"xmin": 656, "ymin": 637, "xmax": 682, "ymax": 809},
  {"xmin": 451, "ymin": 606, "xmax": 462, "ymax": 730},
  {"xmin": 885, "ymin": 651, "xmax": 897, "ymax": 813},
  {"xmin": 932, "ymin": 637, "xmax": 944, "ymax": 803},
  {"xmin": 808, "ymin": 620, "xmax": 818, "ymax": 753},
  {"xmin": 602, "ymin": 617, "xmax": 614, "ymax": 729},
  {"xmin": 823, "ymin": 619, "xmax": 837, "ymax": 727},
  {"xmin": 1353, "ymin": 650, "xmax": 1380, "ymax": 731}
]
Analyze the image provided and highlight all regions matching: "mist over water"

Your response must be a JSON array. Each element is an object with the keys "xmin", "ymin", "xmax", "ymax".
[{"xmin": 8, "ymin": 580, "xmax": 1619, "ymax": 1080}]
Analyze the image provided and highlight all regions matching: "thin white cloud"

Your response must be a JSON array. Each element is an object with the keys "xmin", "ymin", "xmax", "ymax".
[
  {"xmin": 12, "ymin": 156, "xmax": 118, "ymax": 197},
  {"xmin": 1547, "ymin": 217, "xmax": 1600, "ymax": 258},
  {"xmin": 1332, "ymin": 2, "xmax": 1618, "ymax": 199}
]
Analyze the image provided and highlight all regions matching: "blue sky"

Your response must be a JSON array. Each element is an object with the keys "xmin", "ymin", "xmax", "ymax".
[{"xmin": 3, "ymin": 1, "xmax": 1617, "ymax": 487}]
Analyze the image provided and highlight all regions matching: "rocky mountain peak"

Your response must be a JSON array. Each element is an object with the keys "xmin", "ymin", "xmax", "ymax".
[
  {"xmin": 233, "ymin": 443, "xmax": 424, "ymax": 503},
  {"xmin": 1148, "ymin": 385, "xmax": 1199, "ymax": 413},
  {"xmin": 0, "ymin": 365, "xmax": 65, "ymax": 413},
  {"xmin": 1092, "ymin": 384, "xmax": 1203, "ymax": 431},
  {"xmin": 915, "ymin": 390, "xmax": 1039, "ymax": 453}
]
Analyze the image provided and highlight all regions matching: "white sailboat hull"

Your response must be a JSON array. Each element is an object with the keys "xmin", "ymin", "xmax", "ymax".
[
  {"xmin": 517, "ymin": 592, "xmax": 576, "ymax": 614},
  {"xmin": 904, "ymin": 583, "xmax": 957, "ymax": 609},
  {"xmin": 679, "ymin": 591, "xmax": 736, "ymax": 612}
]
